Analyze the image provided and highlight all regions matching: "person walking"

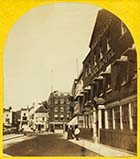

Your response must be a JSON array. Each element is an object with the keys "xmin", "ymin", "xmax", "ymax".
[
  {"xmin": 67, "ymin": 125, "xmax": 74, "ymax": 140},
  {"xmin": 74, "ymin": 125, "xmax": 80, "ymax": 140}
]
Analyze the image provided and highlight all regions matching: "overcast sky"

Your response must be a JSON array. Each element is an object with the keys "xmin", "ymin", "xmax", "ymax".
[{"xmin": 4, "ymin": 2, "xmax": 100, "ymax": 110}]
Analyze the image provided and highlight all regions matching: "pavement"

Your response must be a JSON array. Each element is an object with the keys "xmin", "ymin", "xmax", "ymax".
[
  {"xmin": 63, "ymin": 132, "xmax": 136, "ymax": 157},
  {"xmin": 3, "ymin": 132, "xmax": 136, "ymax": 157},
  {"xmin": 3, "ymin": 134, "xmax": 24, "ymax": 141}
]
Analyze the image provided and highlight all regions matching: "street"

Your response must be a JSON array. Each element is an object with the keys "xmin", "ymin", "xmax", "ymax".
[{"xmin": 3, "ymin": 132, "xmax": 101, "ymax": 156}]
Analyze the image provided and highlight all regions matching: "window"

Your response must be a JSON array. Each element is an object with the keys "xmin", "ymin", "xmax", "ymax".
[
  {"xmin": 114, "ymin": 106, "xmax": 120, "ymax": 129},
  {"xmin": 66, "ymin": 98, "xmax": 70, "ymax": 104},
  {"xmin": 60, "ymin": 98, "xmax": 64, "ymax": 104},
  {"xmin": 94, "ymin": 54, "xmax": 97, "ymax": 66},
  {"xmin": 58, "ymin": 93, "xmax": 61, "ymax": 96},
  {"xmin": 23, "ymin": 113, "xmax": 26, "ymax": 116},
  {"xmin": 99, "ymin": 47, "xmax": 103, "ymax": 59},
  {"xmin": 107, "ymin": 109, "xmax": 113, "ymax": 129},
  {"xmin": 23, "ymin": 116, "xmax": 27, "ymax": 120},
  {"xmin": 106, "ymin": 74, "xmax": 111, "ymax": 91},
  {"xmin": 131, "ymin": 100, "xmax": 137, "ymax": 131},
  {"xmin": 106, "ymin": 37, "xmax": 111, "ymax": 51},
  {"xmin": 88, "ymin": 61, "xmax": 92, "ymax": 74},
  {"xmin": 60, "ymin": 107, "xmax": 64, "ymax": 112},
  {"xmin": 120, "ymin": 56, "xmax": 128, "ymax": 85},
  {"xmin": 60, "ymin": 114, "xmax": 64, "ymax": 121},
  {"xmin": 54, "ymin": 114, "xmax": 58, "ymax": 121},
  {"xmin": 54, "ymin": 99, "xmax": 58, "ymax": 104},
  {"xmin": 67, "ymin": 107, "xmax": 70, "ymax": 112},
  {"xmin": 54, "ymin": 107, "xmax": 58, "ymax": 112},
  {"xmin": 54, "ymin": 115, "xmax": 58, "ymax": 121},
  {"xmin": 67, "ymin": 115, "xmax": 70, "ymax": 120},
  {"xmin": 54, "ymin": 114, "xmax": 58, "ymax": 118},
  {"xmin": 105, "ymin": 65, "xmax": 111, "ymax": 91},
  {"xmin": 122, "ymin": 104, "xmax": 129, "ymax": 130},
  {"xmin": 6, "ymin": 118, "xmax": 10, "ymax": 123}
]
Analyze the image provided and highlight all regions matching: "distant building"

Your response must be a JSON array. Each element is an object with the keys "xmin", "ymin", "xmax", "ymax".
[
  {"xmin": 48, "ymin": 91, "xmax": 71, "ymax": 130},
  {"xmin": 3, "ymin": 107, "xmax": 12, "ymax": 127},
  {"xmin": 12, "ymin": 110, "xmax": 21, "ymax": 127},
  {"xmin": 20, "ymin": 107, "xmax": 29, "ymax": 129},
  {"xmin": 35, "ymin": 105, "xmax": 49, "ymax": 131}
]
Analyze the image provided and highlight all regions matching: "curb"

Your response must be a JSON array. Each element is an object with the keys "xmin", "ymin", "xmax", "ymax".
[{"xmin": 3, "ymin": 134, "xmax": 24, "ymax": 141}]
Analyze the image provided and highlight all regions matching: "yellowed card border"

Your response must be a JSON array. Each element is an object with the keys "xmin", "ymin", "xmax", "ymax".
[{"xmin": 0, "ymin": 0, "xmax": 139, "ymax": 159}]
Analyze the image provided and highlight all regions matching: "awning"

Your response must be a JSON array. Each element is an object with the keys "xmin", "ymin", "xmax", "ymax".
[{"xmin": 67, "ymin": 116, "xmax": 78, "ymax": 125}]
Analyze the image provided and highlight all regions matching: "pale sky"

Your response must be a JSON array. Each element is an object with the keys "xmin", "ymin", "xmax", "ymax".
[{"xmin": 4, "ymin": 2, "xmax": 100, "ymax": 110}]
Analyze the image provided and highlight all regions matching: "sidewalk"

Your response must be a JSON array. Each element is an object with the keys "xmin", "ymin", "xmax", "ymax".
[
  {"xmin": 3, "ymin": 134, "xmax": 24, "ymax": 141},
  {"xmin": 63, "ymin": 133, "xmax": 136, "ymax": 157}
]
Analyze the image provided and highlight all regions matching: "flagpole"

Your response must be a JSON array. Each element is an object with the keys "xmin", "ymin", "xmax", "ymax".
[
  {"xmin": 51, "ymin": 69, "xmax": 53, "ymax": 93},
  {"xmin": 76, "ymin": 59, "xmax": 79, "ymax": 78}
]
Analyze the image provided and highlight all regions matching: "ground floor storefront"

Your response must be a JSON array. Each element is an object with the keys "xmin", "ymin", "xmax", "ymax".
[{"xmin": 74, "ymin": 94, "xmax": 137, "ymax": 152}]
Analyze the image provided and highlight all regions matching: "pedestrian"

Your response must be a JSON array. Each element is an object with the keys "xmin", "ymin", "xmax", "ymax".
[
  {"xmin": 38, "ymin": 124, "xmax": 41, "ymax": 133},
  {"xmin": 67, "ymin": 125, "xmax": 74, "ymax": 140},
  {"xmin": 74, "ymin": 125, "xmax": 80, "ymax": 140}
]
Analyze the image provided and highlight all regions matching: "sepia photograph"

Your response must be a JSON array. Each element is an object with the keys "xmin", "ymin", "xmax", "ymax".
[{"xmin": 2, "ymin": 2, "xmax": 137, "ymax": 157}]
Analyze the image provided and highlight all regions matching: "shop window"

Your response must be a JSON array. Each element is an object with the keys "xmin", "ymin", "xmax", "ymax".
[
  {"xmin": 107, "ymin": 109, "xmax": 113, "ymax": 129},
  {"xmin": 131, "ymin": 100, "xmax": 137, "ymax": 131},
  {"xmin": 114, "ymin": 106, "xmax": 120, "ymax": 129},
  {"xmin": 122, "ymin": 104, "xmax": 129, "ymax": 130}
]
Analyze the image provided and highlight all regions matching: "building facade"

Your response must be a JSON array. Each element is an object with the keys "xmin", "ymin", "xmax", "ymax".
[
  {"xmin": 70, "ymin": 9, "xmax": 137, "ymax": 152},
  {"xmin": 48, "ymin": 91, "xmax": 71, "ymax": 130},
  {"xmin": 19, "ymin": 107, "xmax": 30, "ymax": 130},
  {"xmin": 82, "ymin": 9, "xmax": 137, "ymax": 152},
  {"xmin": 34, "ymin": 106, "xmax": 49, "ymax": 131},
  {"xmin": 3, "ymin": 107, "xmax": 13, "ymax": 127},
  {"xmin": 69, "ymin": 72, "xmax": 94, "ymax": 140}
]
